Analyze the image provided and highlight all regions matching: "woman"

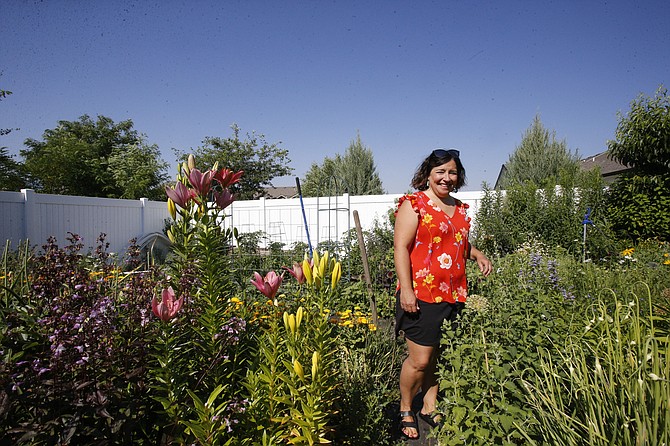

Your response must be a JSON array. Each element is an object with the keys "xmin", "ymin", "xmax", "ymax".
[{"xmin": 394, "ymin": 148, "xmax": 492, "ymax": 440}]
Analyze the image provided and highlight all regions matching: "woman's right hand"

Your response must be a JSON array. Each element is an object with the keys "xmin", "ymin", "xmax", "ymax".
[{"xmin": 399, "ymin": 289, "xmax": 420, "ymax": 313}]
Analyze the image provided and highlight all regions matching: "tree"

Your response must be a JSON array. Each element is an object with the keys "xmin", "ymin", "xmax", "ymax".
[
  {"xmin": 607, "ymin": 85, "xmax": 670, "ymax": 175},
  {"xmin": 0, "ymin": 147, "xmax": 26, "ymax": 191},
  {"xmin": 604, "ymin": 86, "xmax": 670, "ymax": 242},
  {"xmin": 21, "ymin": 115, "xmax": 168, "ymax": 198},
  {"xmin": 107, "ymin": 139, "xmax": 169, "ymax": 200},
  {"xmin": 301, "ymin": 134, "xmax": 384, "ymax": 197},
  {"xmin": 178, "ymin": 124, "xmax": 293, "ymax": 200},
  {"xmin": 499, "ymin": 115, "xmax": 580, "ymax": 188},
  {"xmin": 1, "ymin": 88, "xmax": 18, "ymax": 136}
]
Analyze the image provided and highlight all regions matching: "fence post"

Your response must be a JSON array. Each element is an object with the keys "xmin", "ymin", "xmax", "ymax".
[
  {"xmin": 140, "ymin": 198, "xmax": 148, "ymax": 236},
  {"xmin": 21, "ymin": 189, "xmax": 38, "ymax": 243}
]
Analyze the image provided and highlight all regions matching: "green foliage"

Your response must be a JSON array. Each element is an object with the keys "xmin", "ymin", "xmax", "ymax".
[
  {"xmin": 519, "ymin": 289, "xmax": 670, "ymax": 446},
  {"xmin": 474, "ymin": 168, "xmax": 612, "ymax": 258},
  {"xmin": 436, "ymin": 249, "xmax": 579, "ymax": 445},
  {"xmin": 332, "ymin": 327, "xmax": 403, "ymax": 445},
  {"xmin": 301, "ymin": 133, "xmax": 384, "ymax": 196},
  {"xmin": 21, "ymin": 114, "xmax": 168, "ymax": 198},
  {"xmin": 1, "ymin": 87, "xmax": 18, "ymax": 137},
  {"xmin": 607, "ymin": 85, "xmax": 670, "ymax": 175},
  {"xmin": 178, "ymin": 124, "xmax": 293, "ymax": 200},
  {"xmin": 604, "ymin": 173, "xmax": 670, "ymax": 242},
  {"xmin": 107, "ymin": 140, "xmax": 169, "ymax": 200},
  {"xmin": 499, "ymin": 114, "xmax": 580, "ymax": 189},
  {"xmin": 433, "ymin": 241, "xmax": 670, "ymax": 445},
  {"xmin": 243, "ymin": 256, "xmax": 343, "ymax": 445},
  {"xmin": 0, "ymin": 147, "xmax": 26, "ymax": 191}
]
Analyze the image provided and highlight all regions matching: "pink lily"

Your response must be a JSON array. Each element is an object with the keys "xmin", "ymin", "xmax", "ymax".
[
  {"xmin": 283, "ymin": 262, "xmax": 306, "ymax": 284},
  {"xmin": 251, "ymin": 271, "xmax": 283, "ymax": 299},
  {"xmin": 165, "ymin": 182, "xmax": 196, "ymax": 208},
  {"xmin": 213, "ymin": 168, "xmax": 244, "ymax": 189},
  {"xmin": 187, "ymin": 168, "xmax": 215, "ymax": 197},
  {"xmin": 213, "ymin": 189, "xmax": 235, "ymax": 210},
  {"xmin": 151, "ymin": 286, "xmax": 184, "ymax": 321}
]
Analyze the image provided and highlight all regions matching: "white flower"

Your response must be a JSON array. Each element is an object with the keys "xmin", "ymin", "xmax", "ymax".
[{"xmin": 438, "ymin": 253, "xmax": 452, "ymax": 269}]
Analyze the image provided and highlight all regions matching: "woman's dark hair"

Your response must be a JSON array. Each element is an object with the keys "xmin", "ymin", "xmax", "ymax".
[{"xmin": 411, "ymin": 149, "xmax": 467, "ymax": 191}]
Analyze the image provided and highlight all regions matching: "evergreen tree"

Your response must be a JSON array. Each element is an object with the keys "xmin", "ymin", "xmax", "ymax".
[
  {"xmin": 500, "ymin": 115, "xmax": 580, "ymax": 188},
  {"xmin": 301, "ymin": 133, "xmax": 384, "ymax": 197}
]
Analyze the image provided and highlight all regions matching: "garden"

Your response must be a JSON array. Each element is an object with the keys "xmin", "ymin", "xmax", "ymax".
[{"xmin": 1, "ymin": 154, "xmax": 669, "ymax": 446}]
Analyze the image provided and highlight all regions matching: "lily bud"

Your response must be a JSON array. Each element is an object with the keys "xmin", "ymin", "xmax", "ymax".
[
  {"xmin": 293, "ymin": 359, "xmax": 304, "ymax": 380},
  {"xmin": 331, "ymin": 261, "xmax": 342, "ymax": 290},
  {"xmin": 302, "ymin": 259, "xmax": 313, "ymax": 285},
  {"xmin": 319, "ymin": 251, "xmax": 329, "ymax": 277},
  {"xmin": 312, "ymin": 351, "xmax": 319, "ymax": 378},
  {"xmin": 187, "ymin": 154, "xmax": 196, "ymax": 171},
  {"xmin": 283, "ymin": 311, "xmax": 289, "ymax": 332},
  {"xmin": 296, "ymin": 306, "xmax": 304, "ymax": 329},
  {"xmin": 167, "ymin": 198, "xmax": 177, "ymax": 220},
  {"xmin": 288, "ymin": 313, "xmax": 296, "ymax": 334}
]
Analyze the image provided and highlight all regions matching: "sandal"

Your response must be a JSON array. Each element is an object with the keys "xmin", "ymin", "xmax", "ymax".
[
  {"xmin": 418, "ymin": 411, "xmax": 443, "ymax": 429},
  {"xmin": 399, "ymin": 410, "xmax": 420, "ymax": 440}
]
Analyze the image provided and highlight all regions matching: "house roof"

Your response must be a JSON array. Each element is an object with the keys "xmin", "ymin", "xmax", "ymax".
[
  {"xmin": 264, "ymin": 186, "xmax": 298, "ymax": 199},
  {"xmin": 579, "ymin": 151, "xmax": 632, "ymax": 177}
]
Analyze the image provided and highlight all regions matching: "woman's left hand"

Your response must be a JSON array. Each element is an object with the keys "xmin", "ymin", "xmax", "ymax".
[{"xmin": 477, "ymin": 254, "xmax": 492, "ymax": 277}]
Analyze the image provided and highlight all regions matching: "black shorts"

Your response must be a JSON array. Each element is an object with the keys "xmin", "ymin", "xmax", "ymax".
[{"xmin": 395, "ymin": 290, "xmax": 465, "ymax": 346}]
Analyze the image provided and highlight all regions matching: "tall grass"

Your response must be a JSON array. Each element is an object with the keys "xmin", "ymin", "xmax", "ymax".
[{"xmin": 519, "ymin": 286, "xmax": 669, "ymax": 445}]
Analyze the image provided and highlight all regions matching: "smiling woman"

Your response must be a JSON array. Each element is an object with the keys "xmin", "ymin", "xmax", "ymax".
[{"xmin": 393, "ymin": 148, "xmax": 491, "ymax": 440}]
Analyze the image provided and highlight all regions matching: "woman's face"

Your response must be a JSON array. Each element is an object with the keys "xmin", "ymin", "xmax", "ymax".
[{"xmin": 428, "ymin": 160, "xmax": 459, "ymax": 197}]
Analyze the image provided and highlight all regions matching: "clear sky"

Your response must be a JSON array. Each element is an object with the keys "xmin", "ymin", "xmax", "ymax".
[{"xmin": 2, "ymin": 0, "xmax": 668, "ymax": 193}]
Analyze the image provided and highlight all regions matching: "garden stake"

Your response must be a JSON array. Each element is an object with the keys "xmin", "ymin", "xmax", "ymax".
[
  {"xmin": 353, "ymin": 210, "xmax": 378, "ymax": 326},
  {"xmin": 295, "ymin": 177, "xmax": 313, "ymax": 256}
]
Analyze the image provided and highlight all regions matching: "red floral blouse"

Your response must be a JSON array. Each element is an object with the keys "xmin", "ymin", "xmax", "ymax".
[{"xmin": 396, "ymin": 191, "xmax": 471, "ymax": 304}]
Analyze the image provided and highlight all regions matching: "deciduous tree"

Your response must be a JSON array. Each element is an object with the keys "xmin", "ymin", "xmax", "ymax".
[
  {"xmin": 605, "ymin": 86, "xmax": 670, "ymax": 241},
  {"xmin": 21, "ymin": 115, "xmax": 168, "ymax": 198},
  {"xmin": 178, "ymin": 124, "xmax": 293, "ymax": 200},
  {"xmin": 607, "ymin": 85, "xmax": 670, "ymax": 175},
  {"xmin": 0, "ymin": 147, "xmax": 25, "ymax": 191}
]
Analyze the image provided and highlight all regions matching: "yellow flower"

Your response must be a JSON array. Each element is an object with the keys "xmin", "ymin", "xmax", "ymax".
[
  {"xmin": 434, "ymin": 296, "xmax": 443, "ymax": 303},
  {"xmin": 664, "ymin": 259, "xmax": 670, "ymax": 265},
  {"xmin": 621, "ymin": 248, "xmax": 634, "ymax": 256},
  {"xmin": 423, "ymin": 274, "xmax": 434, "ymax": 285},
  {"xmin": 433, "ymin": 236, "xmax": 441, "ymax": 243},
  {"xmin": 455, "ymin": 232, "xmax": 462, "ymax": 242},
  {"xmin": 368, "ymin": 323, "xmax": 377, "ymax": 331},
  {"xmin": 422, "ymin": 214, "xmax": 433, "ymax": 224}
]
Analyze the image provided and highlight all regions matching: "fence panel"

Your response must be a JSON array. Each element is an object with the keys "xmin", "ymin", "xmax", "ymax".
[{"xmin": 1, "ymin": 190, "xmax": 485, "ymax": 255}]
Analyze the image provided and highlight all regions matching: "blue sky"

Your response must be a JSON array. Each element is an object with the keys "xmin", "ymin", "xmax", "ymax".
[{"xmin": 2, "ymin": 0, "xmax": 668, "ymax": 193}]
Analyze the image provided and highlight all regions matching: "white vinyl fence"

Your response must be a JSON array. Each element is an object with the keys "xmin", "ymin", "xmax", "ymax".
[{"xmin": 0, "ymin": 189, "xmax": 485, "ymax": 256}]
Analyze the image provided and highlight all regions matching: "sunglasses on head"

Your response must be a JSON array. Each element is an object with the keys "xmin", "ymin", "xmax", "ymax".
[{"xmin": 432, "ymin": 148, "xmax": 460, "ymax": 158}]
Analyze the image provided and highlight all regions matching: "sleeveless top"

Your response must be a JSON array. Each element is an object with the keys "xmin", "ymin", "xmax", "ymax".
[{"xmin": 396, "ymin": 191, "xmax": 471, "ymax": 304}]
